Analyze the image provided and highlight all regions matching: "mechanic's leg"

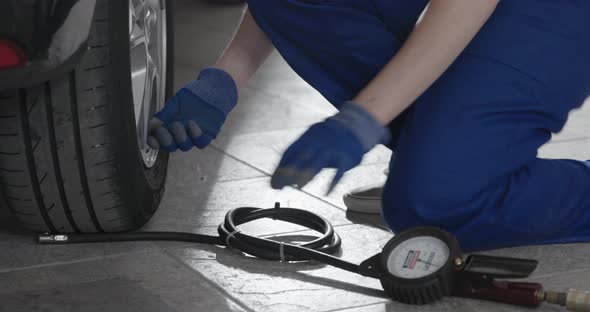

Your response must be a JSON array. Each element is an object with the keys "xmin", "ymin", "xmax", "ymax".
[
  {"xmin": 246, "ymin": 0, "xmax": 427, "ymax": 110},
  {"xmin": 383, "ymin": 53, "xmax": 590, "ymax": 251},
  {"xmin": 381, "ymin": 1, "xmax": 590, "ymax": 252}
]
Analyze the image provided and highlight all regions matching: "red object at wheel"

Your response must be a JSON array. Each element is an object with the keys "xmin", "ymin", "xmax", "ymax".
[{"xmin": 0, "ymin": 40, "xmax": 27, "ymax": 69}]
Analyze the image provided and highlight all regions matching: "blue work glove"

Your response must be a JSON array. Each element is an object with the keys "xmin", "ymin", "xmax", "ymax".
[
  {"xmin": 147, "ymin": 67, "xmax": 238, "ymax": 152},
  {"xmin": 271, "ymin": 101, "xmax": 391, "ymax": 193}
]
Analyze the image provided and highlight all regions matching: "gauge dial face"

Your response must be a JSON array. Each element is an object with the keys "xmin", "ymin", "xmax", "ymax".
[{"xmin": 386, "ymin": 236, "xmax": 450, "ymax": 279}]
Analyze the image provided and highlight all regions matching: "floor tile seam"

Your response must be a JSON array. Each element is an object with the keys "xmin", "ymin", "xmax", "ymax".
[
  {"xmin": 0, "ymin": 246, "xmax": 159, "ymax": 275},
  {"xmin": 320, "ymin": 301, "xmax": 394, "ymax": 312},
  {"xmin": 161, "ymin": 248, "xmax": 257, "ymax": 312},
  {"xmin": 210, "ymin": 140, "xmax": 390, "ymax": 175},
  {"xmin": 209, "ymin": 145, "xmax": 272, "ymax": 176},
  {"xmin": 245, "ymin": 85, "xmax": 334, "ymax": 115},
  {"xmin": 217, "ymin": 174, "xmax": 270, "ymax": 183}
]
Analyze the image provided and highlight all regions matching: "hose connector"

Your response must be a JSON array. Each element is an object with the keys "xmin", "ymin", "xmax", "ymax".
[
  {"xmin": 566, "ymin": 289, "xmax": 590, "ymax": 312},
  {"xmin": 545, "ymin": 289, "xmax": 590, "ymax": 312}
]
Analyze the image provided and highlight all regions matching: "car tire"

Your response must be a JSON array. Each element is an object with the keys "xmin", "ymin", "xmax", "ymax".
[{"xmin": 0, "ymin": 0, "xmax": 172, "ymax": 233}]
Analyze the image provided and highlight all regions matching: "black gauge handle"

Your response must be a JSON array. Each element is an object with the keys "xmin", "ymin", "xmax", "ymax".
[
  {"xmin": 461, "ymin": 255, "xmax": 538, "ymax": 279},
  {"xmin": 358, "ymin": 253, "xmax": 383, "ymax": 278}
]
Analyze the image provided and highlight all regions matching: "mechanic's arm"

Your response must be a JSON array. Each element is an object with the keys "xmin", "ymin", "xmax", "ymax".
[
  {"xmin": 148, "ymin": 9, "xmax": 273, "ymax": 152},
  {"xmin": 271, "ymin": 0, "xmax": 500, "ymax": 191},
  {"xmin": 354, "ymin": 0, "xmax": 500, "ymax": 125},
  {"xmin": 215, "ymin": 9, "xmax": 275, "ymax": 89}
]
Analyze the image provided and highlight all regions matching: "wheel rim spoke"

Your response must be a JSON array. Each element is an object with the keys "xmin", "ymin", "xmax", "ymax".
[{"xmin": 129, "ymin": 0, "xmax": 166, "ymax": 168}]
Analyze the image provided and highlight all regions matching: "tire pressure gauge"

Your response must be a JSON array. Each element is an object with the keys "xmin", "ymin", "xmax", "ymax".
[
  {"xmin": 38, "ymin": 203, "xmax": 590, "ymax": 311},
  {"xmin": 359, "ymin": 227, "xmax": 463, "ymax": 305}
]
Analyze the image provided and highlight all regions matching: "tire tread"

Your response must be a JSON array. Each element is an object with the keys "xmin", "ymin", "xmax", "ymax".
[{"xmin": 0, "ymin": 0, "xmax": 169, "ymax": 233}]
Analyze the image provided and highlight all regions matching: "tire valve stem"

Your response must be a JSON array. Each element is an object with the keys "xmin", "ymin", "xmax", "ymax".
[{"xmin": 543, "ymin": 289, "xmax": 590, "ymax": 312}]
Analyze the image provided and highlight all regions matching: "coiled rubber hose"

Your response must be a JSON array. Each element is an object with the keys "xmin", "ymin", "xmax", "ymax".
[{"xmin": 37, "ymin": 203, "xmax": 361, "ymax": 274}]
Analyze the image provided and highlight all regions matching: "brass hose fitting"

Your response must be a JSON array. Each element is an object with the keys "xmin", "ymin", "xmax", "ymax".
[{"xmin": 544, "ymin": 289, "xmax": 590, "ymax": 312}]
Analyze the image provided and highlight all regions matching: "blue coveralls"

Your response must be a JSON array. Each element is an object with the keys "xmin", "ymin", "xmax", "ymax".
[{"xmin": 246, "ymin": 0, "xmax": 590, "ymax": 251}]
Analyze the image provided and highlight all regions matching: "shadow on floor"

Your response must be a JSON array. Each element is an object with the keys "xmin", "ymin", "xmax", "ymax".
[{"xmin": 212, "ymin": 243, "xmax": 387, "ymax": 299}]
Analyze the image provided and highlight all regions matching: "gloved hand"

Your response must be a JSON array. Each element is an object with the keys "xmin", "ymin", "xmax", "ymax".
[
  {"xmin": 147, "ymin": 67, "xmax": 238, "ymax": 152},
  {"xmin": 271, "ymin": 101, "xmax": 391, "ymax": 193}
]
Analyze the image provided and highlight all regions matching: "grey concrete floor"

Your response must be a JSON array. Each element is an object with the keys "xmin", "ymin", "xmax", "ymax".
[{"xmin": 1, "ymin": 1, "xmax": 590, "ymax": 311}]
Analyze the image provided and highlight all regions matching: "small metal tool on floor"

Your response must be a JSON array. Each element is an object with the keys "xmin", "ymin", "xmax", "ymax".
[{"xmin": 37, "ymin": 203, "xmax": 590, "ymax": 311}]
